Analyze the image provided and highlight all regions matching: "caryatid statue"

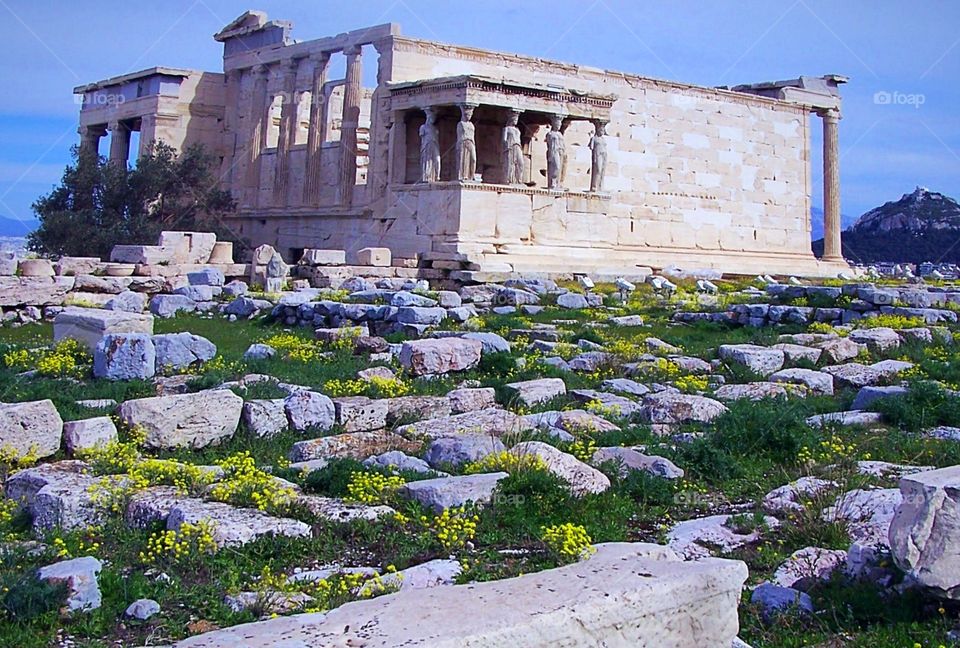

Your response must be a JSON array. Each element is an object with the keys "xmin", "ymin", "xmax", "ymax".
[
  {"xmin": 589, "ymin": 120, "xmax": 608, "ymax": 192},
  {"xmin": 503, "ymin": 110, "xmax": 524, "ymax": 185},
  {"xmin": 545, "ymin": 114, "xmax": 566, "ymax": 190},
  {"xmin": 419, "ymin": 107, "xmax": 441, "ymax": 183},
  {"xmin": 456, "ymin": 104, "xmax": 477, "ymax": 182}
]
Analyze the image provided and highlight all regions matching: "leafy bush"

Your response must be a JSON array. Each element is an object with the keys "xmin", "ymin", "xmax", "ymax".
[
  {"xmin": 0, "ymin": 572, "xmax": 66, "ymax": 621},
  {"xmin": 303, "ymin": 458, "xmax": 367, "ymax": 497},
  {"xmin": 709, "ymin": 399, "xmax": 816, "ymax": 464},
  {"xmin": 29, "ymin": 142, "xmax": 236, "ymax": 258},
  {"xmin": 873, "ymin": 380, "xmax": 960, "ymax": 432}
]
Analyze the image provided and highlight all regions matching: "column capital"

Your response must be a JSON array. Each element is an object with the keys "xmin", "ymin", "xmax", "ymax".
[
  {"xmin": 343, "ymin": 43, "xmax": 362, "ymax": 57},
  {"xmin": 816, "ymin": 107, "xmax": 841, "ymax": 122},
  {"xmin": 310, "ymin": 51, "xmax": 331, "ymax": 67},
  {"xmin": 252, "ymin": 63, "xmax": 269, "ymax": 78}
]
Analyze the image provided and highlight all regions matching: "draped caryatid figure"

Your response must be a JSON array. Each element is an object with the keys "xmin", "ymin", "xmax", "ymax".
[
  {"xmin": 419, "ymin": 107, "xmax": 440, "ymax": 183},
  {"xmin": 456, "ymin": 104, "xmax": 477, "ymax": 182}
]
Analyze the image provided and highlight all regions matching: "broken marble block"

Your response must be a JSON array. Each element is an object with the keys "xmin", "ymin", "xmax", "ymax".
[
  {"xmin": 37, "ymin": 556, "xmax": 102, "ymax": 613},
  {"xmin": 172, "ymin": 543, "xmax": 748, "ymax": 648},
  {"xmin": 118, "ymin": 390, "xmax": 243, "ymax": 449},
  {"xmin": 0, "ymin": 399, "xmax": 63, "ymax": 459},
  {"xmin": 166, "ymin": 499, "xmax": 310, "ymax": 548},
  {"xmin": 889, "ymin": 465, "xmax": 960, "ymax": 600},
  {"xmin": 399, "ymin": 338, "xmax": 482, "ymax": 376},
  {"xmin": 93, "ymin": 333, "xmax": 156, "ymax": 380},
  {"xmin": 62, "ymin": 416, "xmax": 118, "ymax": 456},
  {"xmin": 54, "ymin": 306, "xmax": 154, "ymax": 350},
  {"xmin": 357, "ymin": 247, "xmax": 391, "ymax": 267}
]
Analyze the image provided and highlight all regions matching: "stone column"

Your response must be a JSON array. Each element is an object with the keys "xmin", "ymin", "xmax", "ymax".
[
  {"xmin": 338, "ymin": 44, "xmax": 363, "ymax": 206},
  {"xmin": 107, "ymin": 120, "xmax": 131, "ymax": 167},
  {"xmin": 273, "ymin": 58, "xmax": 300, "ymax": 205},
  {"xmin": 245, "ymin": 64, "xmax": 270, "ymax": 207},
  {"xmin": 820, "ymin": 108, "xmax": 843, "ymax": 261},
  {"xmin": 388, "ymin": 109, "xmax": 406, "ymax": 185},
  {"xmin": 303, "ymin": 53, "xmax": 330, "ymax": 205},
  {"xmin": 366, "ymin": 40, "xmax": 394, "ymax": 202},
  {"xmin": 78, "ymin": 124, "xmax": 104, "ymax": 161},
  {"xmin": 221, "ymin": 68, "xmax": 243, "ymax": 192}
]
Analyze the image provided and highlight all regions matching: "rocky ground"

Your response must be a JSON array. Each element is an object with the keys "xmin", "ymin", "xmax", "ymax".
[{"xmin": 2, "ymin": 274, "xmax": 960, "ymax": 647}]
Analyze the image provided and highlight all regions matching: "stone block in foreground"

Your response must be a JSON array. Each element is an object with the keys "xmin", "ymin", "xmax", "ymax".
[
  {"xmin": 889, "ymin": 465, "xmax": 960, "ymax": 600},
  {"xmin": 175, "ymin": 542, "xmax": 747, "ymax": 647},
  {"xmin": 54, "ymin": 306, "xmax": 154, "ymax": 350}
]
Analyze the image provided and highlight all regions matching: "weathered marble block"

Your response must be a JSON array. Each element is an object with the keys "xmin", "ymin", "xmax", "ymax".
[
  {"xmin": 54, "ymin": 306, "xmax": 154, "ymax": 350},
  {"xmin": 357, "ymin": 247, "xmax": 391, "ymax": 267},
  {"xmin": 173, "ymin": 543, "xmax": 748, "ymax": 647}
]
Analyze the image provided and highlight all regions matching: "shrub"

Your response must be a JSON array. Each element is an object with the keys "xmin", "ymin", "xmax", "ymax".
[
  {"xmin": 541, "ymin": 523, "xmax": 595, "ymax": 562},
  {"xmin": 261, "ymin": 333, "xmax": 326, "ymax": 363},
  {"xmin": 0, "ymin": 572, "xmax": 66, "ymax": 621},
  {"xmin": 609, "ymin": 469, "xmax": 677, "ymax": 507},
  {"xmin": 209, "ymin": 452, "xmax": 297, "ymax": 511},
  {"xmin": 463, "ymin": 450, "xmax": 548, "ymax": 475},
  {"xmin": 344, "ymin": 470, "xmax": 405, "ymax": 505},
  {"xmin": 303, "ymin": 458, "xmax": 367, "ymax": 496},
  {"xmin": 855, "ymin": 314, "xmax": 926, "ymax": 330},
  {"xmin": 709, "ymin": 399, "xmax": 815, "ymax": 464},
  {"xmin": 139, "ymin": 520, "xmax": 218, "ymax": 564},
  {"xmin": 420, "ymin": 506, "xmax": 479, "ymax": 551},
  {"xmin": 873, "ymin": 380, "xmax": 960, "ymax": 432},
  {"xmin": 2, "ymin": 338, "xmax": 90, "ymax": 379}
]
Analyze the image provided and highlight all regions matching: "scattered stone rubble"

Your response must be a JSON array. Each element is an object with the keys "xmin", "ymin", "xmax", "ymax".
[{"xmin": 7, "ymin": 238, "xmax": 960, "ymax": 646}]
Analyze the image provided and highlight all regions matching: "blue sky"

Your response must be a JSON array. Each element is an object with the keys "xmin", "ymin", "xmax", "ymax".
[{"xmin": 0, "ymin": 0, "xmax": 957, "ymax": 238}]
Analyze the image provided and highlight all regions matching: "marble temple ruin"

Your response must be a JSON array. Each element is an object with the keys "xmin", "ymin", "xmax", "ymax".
[{"xmin": 74, "ymin": 10, "xmax": 850, "ymax": 278}]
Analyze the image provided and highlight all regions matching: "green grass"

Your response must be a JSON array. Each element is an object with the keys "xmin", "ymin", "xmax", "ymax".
[{"xmin": 1, "ymin": 287, "xmax": 959, "ymax": 647}]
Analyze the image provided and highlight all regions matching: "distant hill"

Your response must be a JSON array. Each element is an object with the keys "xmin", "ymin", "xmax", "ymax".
[
  {"xmin": 812, "ymin": 187, "xmax": 960, "ymax": 264},
  {"xmin": 0, "ymin": 216, "xmax": 36, "ymax": 238},
  {"xmin": 809, "ymin": 207, "xmax": 857, "ymax": 241}
]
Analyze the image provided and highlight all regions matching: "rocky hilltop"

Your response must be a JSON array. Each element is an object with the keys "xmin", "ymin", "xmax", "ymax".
[{"xmin": 813, "ymin": 187, "xmax": 960, "ymax": 263}]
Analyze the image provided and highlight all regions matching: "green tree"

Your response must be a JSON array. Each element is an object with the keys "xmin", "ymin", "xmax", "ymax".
[{"xmin": 29, "ymin": 142, "xmax": 237, "ymax": 258}]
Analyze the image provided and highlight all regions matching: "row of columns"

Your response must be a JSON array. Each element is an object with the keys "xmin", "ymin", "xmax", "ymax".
[
  {"xmin": 233, "ymin": 45, "xmax": 365, "ymax": 210},
  {"xmin": 417, "ymin": 104, "xmax": 609, "ymax": 192},
  {"xmin": 78, "ymin": 122, "xmax": 132, "ymax": 166}
]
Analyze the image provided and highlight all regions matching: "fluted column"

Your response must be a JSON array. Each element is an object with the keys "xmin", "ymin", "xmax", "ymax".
[
  {"xmin": 338, "ymin": 44, "xmax": 363, "ymax": 206},
  {"xmin": 78, "ymin": 124, "xmax": 104, "ymax": 161},
  {"xmin": 245, "ymin": 64, "xmax": 270, "ymax": 207},
  {"xmin": 303, "ymin": 53, "xmax": 330, "ymax": 205},
  {"xmin": 273, "ymin": 58, "xmax": 299, "ymax": 205},
  {"xmin": 820, "ymin": 108, "xmax": 842, "ymax": 261},
  {"xmin": 221, "ymin": 68, "xmax": 243, "ymax": 191},
  {"xmin": 366, "ymin": 40, "xmax": 394, "ymax": 202},
  {"xmin": 107, "ymin": 120, "xmax": 131, "ymax": 168},
  {"xmin": 388, "ymin": 109, "xmax": 406, "ymax": 184}
]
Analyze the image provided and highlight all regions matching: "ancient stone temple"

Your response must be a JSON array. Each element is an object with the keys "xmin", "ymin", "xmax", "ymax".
[{"xmin": 74, "ymin": 10, "xmax": 850, "ymax": 278}]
